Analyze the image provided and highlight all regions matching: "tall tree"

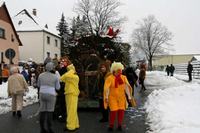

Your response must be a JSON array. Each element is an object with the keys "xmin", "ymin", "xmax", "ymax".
[
  {"xmin": 56, "ymin": 13, "xmax": 70, "ymax": 56},
  {"xmin": 75, "ymin": 0, "xmax": 126, "ymax": 36},
  {"xmin": 132, "ymin": 15, "xmax": 173, "ymax": 70}
]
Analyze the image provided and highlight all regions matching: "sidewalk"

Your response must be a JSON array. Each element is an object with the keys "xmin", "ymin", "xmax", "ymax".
[{"xmin": 0, "ymin": 88, "xmax": 149, "ymax": 133}]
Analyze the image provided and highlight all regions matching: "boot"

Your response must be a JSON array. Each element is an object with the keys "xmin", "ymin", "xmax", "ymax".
[
  {"xmin": 17, "ymin": 111, "xmax": 22, "ymax": 118},
  {"xmin": 40, "ymin": 112, "xmax": 47, "ymax": 133},
  {"xmin": 47, "ymin": 112, "xmax": 54, "ymax": 133},
  {"xmin": 12, "ymin": 111, "xmax": 16, "ymax": 116}
]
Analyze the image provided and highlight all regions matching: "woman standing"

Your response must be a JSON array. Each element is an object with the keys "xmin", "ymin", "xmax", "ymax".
[
  {"xmin": 7, "ymin": 66, "xmax": 28, "ymax": 118},
  {"xmin": 37, "ymin": 62, "xmax": 60, "ymax": 133},
  {"xmin": 60, "ymin": 63, "xmax": 80, "ymax": 131},
  {"xmin": 97, "ymin": 63, "xmax": 111, "ymax": 122},
  {"xmin": 104, "ymin": 62, "xmax": 132, "ymax": 131},
  {"xmin": 139, "ymin": 63, "xmax": 146, "ymax": 92}
]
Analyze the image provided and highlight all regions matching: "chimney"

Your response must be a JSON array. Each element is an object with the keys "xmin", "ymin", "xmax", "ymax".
[{"xmin": 32, "ymin": 8, "xmax": 37, "ymax": 16}]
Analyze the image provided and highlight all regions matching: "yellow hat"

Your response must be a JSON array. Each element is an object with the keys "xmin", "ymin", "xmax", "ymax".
[
  {"xmin": 110, "ymin": 61, "xmax": 124, "ymax": 73},
  {"xmin": 67, "ymin": 64, "xmax": 75, "ymax": 71}
]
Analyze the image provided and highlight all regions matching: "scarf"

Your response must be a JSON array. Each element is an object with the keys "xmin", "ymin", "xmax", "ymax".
[{"xmin": 115, "ymin": 74, "xmax": 124, "ymax": 88}]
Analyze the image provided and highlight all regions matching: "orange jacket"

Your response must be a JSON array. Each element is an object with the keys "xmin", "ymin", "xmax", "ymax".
[{"xmin": 2, "ymin": 68, "xmax": 10, "ymax": 78}]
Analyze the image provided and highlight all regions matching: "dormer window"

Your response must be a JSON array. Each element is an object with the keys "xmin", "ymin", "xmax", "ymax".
[
  {"xmin": 18, "ymin": 20, "xmax": 22, "ymax": 25},
  {"xmin": 0, "ymin": 28, "xmax": 5, "ymax": 39}
]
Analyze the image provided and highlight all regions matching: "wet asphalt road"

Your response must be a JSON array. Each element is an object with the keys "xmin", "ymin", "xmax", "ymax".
[{"xmin": 0, "ymin": 87, "xmax": 151, "ymax": 133}]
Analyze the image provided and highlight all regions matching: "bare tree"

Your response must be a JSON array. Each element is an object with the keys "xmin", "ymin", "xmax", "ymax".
[
  {"xmin": 75, "ymin": 0, "xmax": 126, "ymax": 35},
  {"xmin": 132, "ymin": 15, "xmax": 173, "ymax": 70}
]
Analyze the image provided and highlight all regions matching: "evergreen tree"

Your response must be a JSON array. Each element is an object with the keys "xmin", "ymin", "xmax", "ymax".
[
  {"xmin": 70, "ymin": 17, "xmax": 77, "ymax": 40},
  {"xmin": 56, "ymin": 13, "xmax": 70, "ymax": 56}
]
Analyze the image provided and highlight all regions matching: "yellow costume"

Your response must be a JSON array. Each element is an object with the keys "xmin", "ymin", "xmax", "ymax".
[
  {"xmin": 103, "ymin": 62, "xmax": 132, "ymax": 131},
  {"xmin": 104, "ymin": 74, "xmax": 131, "ymax": 111},
  {"xmin": 60, "ymin": 64, "xmax": 80, "ymax": 130}
]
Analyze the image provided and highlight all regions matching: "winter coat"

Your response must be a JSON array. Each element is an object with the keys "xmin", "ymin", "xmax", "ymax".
[
  {"xmin": 187, "ymin": 64, "xmax": 193, "ymax": 73},
  {"xmin": 60, "ymin": 64, "xmax": 80, "ymax": 96},
  {"xmin": 139, "ymin": 69, "xmax": 146, "ymax": 80},
  {"xmin": 7, "ymin": 73, "xmax": 28, "ymax": 96}
]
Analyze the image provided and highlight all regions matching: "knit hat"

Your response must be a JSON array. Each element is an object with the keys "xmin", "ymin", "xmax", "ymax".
[
  {"xmin": 45, "ymin": 62, "xmax": 54, "ymax": 71},
  {"xmin": 110, "ymin": 61, "xmax": 124, "ymax": 73}
]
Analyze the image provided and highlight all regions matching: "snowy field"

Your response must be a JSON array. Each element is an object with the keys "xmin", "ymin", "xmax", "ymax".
[
  {"xmin": 0, "ymin": 82, "xmax": 38, "ymax": 114},
  {"xmin": 144, "ymin": 71, "xmax": 200, "ymax": 133}
]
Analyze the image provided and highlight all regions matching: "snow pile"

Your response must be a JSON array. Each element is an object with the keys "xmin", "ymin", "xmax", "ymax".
[
  {"xmin": 144, "ymin": 71, "xmax": 200, "ymax": 133},
  {"xmin": 0, "ymin": 82, "xmax": 38, "ymax": 114}
]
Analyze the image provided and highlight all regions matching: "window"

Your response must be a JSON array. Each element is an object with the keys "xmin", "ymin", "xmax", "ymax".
[
  {"xmin": 0, "ymin": 28, "xmax": 5, "ymax": 39},
  {"xmin": 55, "ymin": 39, "xmax": 58, "ymax": 47},
  {"xmin": 11, "ymin": 34, "xmax": 14, "ymax": 42},
  {"xmin": 47, "ymin": 36, "xmax": 50, "ymax": 44}
]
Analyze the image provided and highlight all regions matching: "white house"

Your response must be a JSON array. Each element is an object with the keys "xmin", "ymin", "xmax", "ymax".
[{"xmin": 12, "ymin": 9, "xmax": 61, "ymax": 64}]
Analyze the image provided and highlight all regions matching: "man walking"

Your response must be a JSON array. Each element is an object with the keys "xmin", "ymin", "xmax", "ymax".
[{"xmin": 187, "ymin": 61, "xmax": 193, "ymax": 81}]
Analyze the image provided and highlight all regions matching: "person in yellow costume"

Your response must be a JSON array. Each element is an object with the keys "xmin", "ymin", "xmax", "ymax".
[
  {"xmin": 60, "ymin": 63, "xmax": 80, "ymax": 131},
  {"xmin": 104, "ymin": 62, "xmax": 132, "ymax": 131}
]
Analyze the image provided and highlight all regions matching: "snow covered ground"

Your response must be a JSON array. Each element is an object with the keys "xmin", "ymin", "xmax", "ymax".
[
  {"xmin": 144, "ymin": 71, "xmax": 200, "ymax": 133},
  {"xmin": 1, "ymin": 71, "xmax": 200, "ymax": 133},
  {"xmin": 0, "ymin": 82, "xmax": 38, "ymax": 114}
]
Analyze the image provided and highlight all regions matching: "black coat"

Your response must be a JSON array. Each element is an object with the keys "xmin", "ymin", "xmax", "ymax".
[{"xmin": 187, "ymin": 64, "xmax": 193, "ymax": 73}]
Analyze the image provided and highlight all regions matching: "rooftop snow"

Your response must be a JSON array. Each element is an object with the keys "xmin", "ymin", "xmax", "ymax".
[
  {"xmin": 12, "ymin": 9, "xmax": 59, "ymax": 36},
  {"xmin": 0, "ymin": 0, "xmax": 4, "ymax": 7}
]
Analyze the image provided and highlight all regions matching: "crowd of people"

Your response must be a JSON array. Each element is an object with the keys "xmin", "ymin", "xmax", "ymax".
[{"xmin": 2, "ymin": 53, "xmax": 150, "ymax": 133}]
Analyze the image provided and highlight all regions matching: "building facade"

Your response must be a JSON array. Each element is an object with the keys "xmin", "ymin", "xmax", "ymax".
[
  {"xmin": 13, "ymin": 9, "xmax": 61, "ymax": 63},
  {"xmin": 0, "ymin": 2, "xmax": 22, "ymax": 65}
]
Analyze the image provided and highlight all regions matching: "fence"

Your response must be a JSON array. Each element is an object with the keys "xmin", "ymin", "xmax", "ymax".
[{"xmin": 174, "ymin": 61, "xmax": 200, "ymax": 79}]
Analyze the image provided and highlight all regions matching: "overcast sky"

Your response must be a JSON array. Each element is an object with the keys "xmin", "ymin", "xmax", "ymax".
[{"xmin": 3, "ymin": 0, "xmax": 200, "ymax": 55}]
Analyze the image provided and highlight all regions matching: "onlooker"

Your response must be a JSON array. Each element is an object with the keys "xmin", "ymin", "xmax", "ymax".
[
  {"xmin": 37, "ymin": 62, "xmax": 60, "ymax": 133},
  {"xmin": 60, "ymin": 63, "xmax": 80, "ymax": 131},
  {"xmin": 2, "ymin": 64, "xmax": 10, "ymax": 82},
  {"xmin": 169, "ymin": 64, "xmax": 175, "ymax": 76},
  {"xmin": 54, "ymin": 57, "xmax": 69, "ymax": 122},
  {"xmin": 52, "ymin": 54, "xmax": 59, "ymax": 67},
  {"xmin": 139, "ymin": 63, "xmax": 146, "ymax": 92},
  {"xmin": 187, "ymin": 61, "xmax": 193, "ymax": 81},
  {"xmin": 7, "ymin": 66, "xmax": 29, "ymax": 118},
  {"xmin": 124, "ymin": 66, "xmax": 138, "ymax": 90},
  {"xmin": 97, "ymin": 62, "xmax": 111, "ymax": 122},
  {"xmin": 165, "ymin": 65, "xmax": 170, "ymax": 76},
  {"xmin": 104, "ymin": 62, "xmax": 132, "ymax": 131},
  {"xmin": 44, "ymin": 52, "xmax": 52, "ymax": 65},
  {"xmin": 21, "ymin": 66, "xmax": 30, "ymax": 84}
]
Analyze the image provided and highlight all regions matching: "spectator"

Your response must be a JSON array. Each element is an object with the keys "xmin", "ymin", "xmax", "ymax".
[
  {"xmin": 44, "ymin": 52, "xmax": 52, "ymax": 65},
  {"xmin": 37, "ymin": 62, "xmax": 60, "ymax": 133},
  {"xmin": 2, "ymin": 64, "xmax": 10, "ymax": 82},
  {"xmin": 169, "ymin": 64, "xmax": 175, "ymax": 76},
  {"xmin": 165, "ymin": 65, "xmax": 170, "ymax": 76},
  {"xmin": 187, "ymin": 61, "xmax": 193, "ymax": 81},
  {"xmin": 139, "ymin": 63, "xmax": 146, "ymax": 92},
  {"xmin": 21, "ymin": 66, "xmax": 30, "ymax": 84},
  {"xmin": 7, "ymin": 66, "xmax": 28, "ymax": 118},
  {"xmin": 97, "ymin": 62, "xmax": 111, "ymax": 122}
]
